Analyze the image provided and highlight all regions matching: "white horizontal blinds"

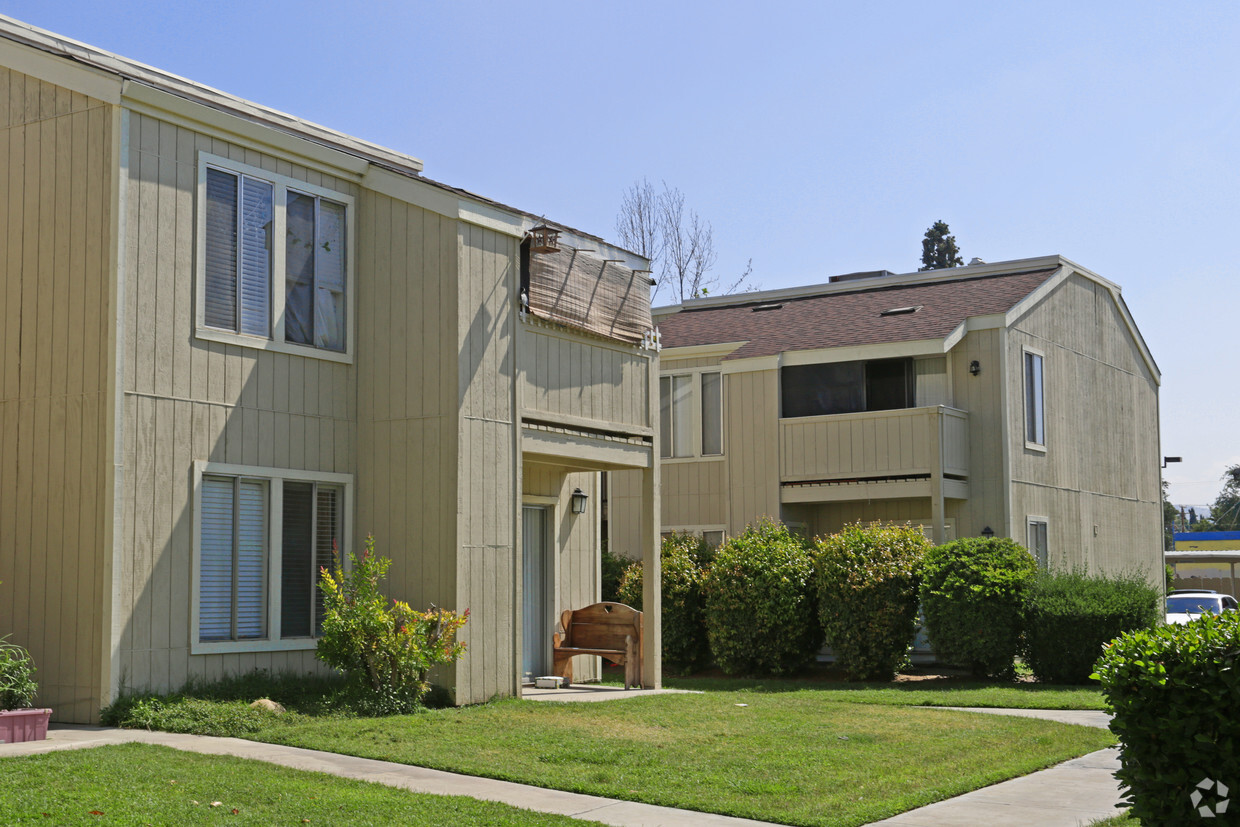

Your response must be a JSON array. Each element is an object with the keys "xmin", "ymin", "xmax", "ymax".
[
  {"xmin": 236, "ymin": 480, "xmax": 267, "ymax": 638},
  {"xmin": 239, "ymin": 177, "xmax": 273, "ymax": 337},
  {"xmin": 672, "ymin": 374, "xmax": 693, "ymax": 458},
  {"xmin": 285, "ymin": 191, "xmax": 347, "ymax": 351},
  {"xmin": 200, "ymin": 476, "xmax": 267, "ymax": 642},
  {"xmin": 281, "ymin": 482, "xmax": 314, "ymax": 638},
  {"xmin": 316, "ymin": 201, "xmax": 347, "ymax": 351},
  {"xmin": 199, "ymin": 476, "xmax": 235, "ymax": 642},
  {"xmin": 659, "ymin": 376, "xmax": 672, "ymax": 458},
  {"xmin": 203, "ymin": 169, "xmax": 238, "ymax": 331},
  {"xmin": 205, "ymin": 169, "xmax": 273, "ymax": 337},
  {"xmin": 701, "ymin": 372, "xmax": 722, "ymax": 455},
  {"xmin": 314, "ymin": 486, "xmax": 342, "ymax": 636}
]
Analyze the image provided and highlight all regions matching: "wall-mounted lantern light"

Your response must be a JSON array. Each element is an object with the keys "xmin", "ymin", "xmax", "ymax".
[
  {"xmin": 570, "ymin": 488, "xmax": 589, "ymax": 514},
  {"xmin": 528, "ymin": 224, "xmax": 561, "ymax": 254},
  {"xmin": 969, "ymin": 360, "xmax": 981, "ymax": 376},
  {"xmin": 981, "ymin": 526, "xmax": 995, "ymax": 538}
]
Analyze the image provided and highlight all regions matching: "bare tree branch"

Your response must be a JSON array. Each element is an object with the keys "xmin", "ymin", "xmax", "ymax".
[{"xmin": 616, "ymin": 179, "xmax": 753, "ymax": 303}]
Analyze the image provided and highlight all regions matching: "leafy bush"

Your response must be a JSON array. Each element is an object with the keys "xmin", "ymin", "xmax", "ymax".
[
  {"xmin": 317, "ymin": 536, "xmax": 469, "ymax": 714},
  {"xmin": 1093, "ymin": 612, "xmax": 1240, "ymax": 823},
  {"xmin": 814, "ymin": 523, "xmax": 930, "ymax": 681},
  {"xmin": 600, "ymin": 542, "xmax": 629, "ymax": 604},
  {"xmin": 101, "ymin": 696, "xmax": 282, "ymax": 736},
  {"xmin": 703, "ymin": 519, "xmax": 821, "ymax": 675},
  {"xmin": 919, "ymin": 537, "xmax": 1037, "ymax": 677},
  {"xmin": 1022, "ymin": 569, "xmax": 1160, "ymax": 684},
  {"xmin": 0, "ymin": 636, "xmax": 38, "ymax": 710},
  {"xmin": 616, "ymin": 532, "xmax": 714, "ymax": 674}
]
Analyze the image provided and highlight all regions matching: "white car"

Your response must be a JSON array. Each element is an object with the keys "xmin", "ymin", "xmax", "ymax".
[{"xmin": 1165, "ymin": 590, "xmax": 1239, "ymax": 625}]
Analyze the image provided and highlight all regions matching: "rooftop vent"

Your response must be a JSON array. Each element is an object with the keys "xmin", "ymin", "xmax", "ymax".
[
  {"xmin": 968, "ymin": 257, "xmax": 986, "ymax": 266},
  {"xmin": 751, "ymin": 303, "xmax": 784, "ymax": 312},
  {"xmin": 829, "ymin": 270, "xmax": 895, "ymax": 283},
  {"xmin": 879, "ymin": 305, "xmax": 923, "ymax": 317}
]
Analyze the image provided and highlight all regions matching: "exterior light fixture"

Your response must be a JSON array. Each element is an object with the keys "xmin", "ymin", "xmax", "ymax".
[
  {"xmin": 528, "ymin": 224, "xmax": 560, "ymax": 254},
  {"xmin": 981, "ymin": 526, "xmax": 995, "ymax": 538},
  {"xmin": 969, "ymin": 360, "xmax": 981, "ymax": 376},
  {"xmin": 570, "ymin": 488, "xmax": 588, "ymax": 514}
]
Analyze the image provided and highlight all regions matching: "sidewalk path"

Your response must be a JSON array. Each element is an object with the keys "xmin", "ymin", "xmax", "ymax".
[
  {"xmin": 1, "ymin": 704, "xmax": 1124, "ymax": 827},
  {"xmin": 869, "ymin": 706, "xmax": 1123, "ymax": 826}
]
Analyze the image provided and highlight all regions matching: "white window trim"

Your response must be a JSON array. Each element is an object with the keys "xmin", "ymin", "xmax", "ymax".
[
  {"xmin": 195, "ymin": 152, "xmax": 357, "ymax": 364},
  {"xmin": 660, "ymin": 367, "xmax": 725, "ymax": 463},
  {"xmin": 1022, "ymin": 346, "xmax": 1046, "ymax": 452},
  {"xmin": 191, "ymin": 461, "xmax": 354, "ymax": 655},
  {"xmin": 1026, "ymin": 516, "xmax": 1049, "ymax": 568}
]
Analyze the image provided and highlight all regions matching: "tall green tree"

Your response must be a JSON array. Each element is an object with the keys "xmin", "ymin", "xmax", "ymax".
[
  {"xmin": 918, "ymin": 220, "xmax": 964, "ymax": 271},
  {"xmin": 1203, "ymin": 464, "xmax": 1240, "ymax": 531}
]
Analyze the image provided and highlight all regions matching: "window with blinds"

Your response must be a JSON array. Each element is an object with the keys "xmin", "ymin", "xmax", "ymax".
[
  {"xmin": 199, "ymin": 475, "xmax": 268, "ymax": 642},
  {"xmin": 281, "ymin": 482, "xmax": 342, "ymax": 638},
  {"xmin": 197, "ymin": 154, "xmax": 351, "ymax": 358},
  {"xmin": 204, "ymin": 168, "xmax": 273, "ymax": 337},
  {"xmin": 197, "ymin": 470, "xmax": 345, "ymax": 647}
]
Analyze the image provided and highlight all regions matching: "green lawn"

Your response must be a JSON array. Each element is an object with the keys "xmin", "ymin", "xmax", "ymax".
[
  {"xmin": 247, "ymin": 690, "xmax": 1114, "ymax": 827},
  {"xmin": 655, "ymin": 673, "xmax": 1110, "ymax": 710},
  {"xmin": 0, "ymin": 742, "xmax": 599, "ymax": 826}
]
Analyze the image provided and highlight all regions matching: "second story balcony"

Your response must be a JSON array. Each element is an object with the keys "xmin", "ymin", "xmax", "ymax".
[{"xmin": 779, "ymin": 405, "xmax": 969, "ymax": 503}]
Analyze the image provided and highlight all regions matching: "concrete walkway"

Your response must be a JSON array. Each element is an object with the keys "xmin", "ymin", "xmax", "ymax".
[
  {"xmin": 0, "ymin": 703, "xmax": 1124, "ymax": 827},
  {"xmin": 868, "ymin": 707, "xmax": 1123, "ymax": 826}
]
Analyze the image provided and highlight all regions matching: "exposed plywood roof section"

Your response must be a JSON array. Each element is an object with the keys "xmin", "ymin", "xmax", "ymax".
[{"xmin": 659, "ymin": 269, "xmax": 1057, "ymax": 359}]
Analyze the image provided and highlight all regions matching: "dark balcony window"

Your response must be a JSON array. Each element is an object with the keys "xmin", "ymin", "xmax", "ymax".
[{"xmin": 781, "ymin": 358, "xmax": 913, "ymax": 418}]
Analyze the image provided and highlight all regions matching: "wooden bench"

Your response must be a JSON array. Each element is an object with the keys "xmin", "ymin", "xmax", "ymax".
[{"xmin": 552, "ymin": 602, "xmax": 643, "ymax": 689}]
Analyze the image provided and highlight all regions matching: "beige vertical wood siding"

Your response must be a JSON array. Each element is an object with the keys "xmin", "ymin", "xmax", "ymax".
[
  {"xmin": 523, "ymin": 464, "xmax": 601, "ymax": 683},
  {"xmin": 116, "ymin": 112, "xmax": 361, "ymax": 699},
  {"xmin": 0, "ymin": 70, "xmax": 114, "ymax": 723},
  {"xmin": 948, "ymin": 328, "xmax": 1005, "ymax": 538},
  {"xmin": 518, "ymin": 324, "xmax": 651, "ymax": 431},
  {"xmin": 607, "ymin": 468, "xmax": 645, "ymax": 561},
  {"xmin": 1006, "ymin": 274, "xmax": 1161, "ymax": 580},
  {"xmin": 354, "ymin": 190, "xmax": 461, "ymax": 692},
  {"xmin": 724, "ymin": 370, "xmax": 780, "ymax": 535},
  {"xmin": 453, "ymin": 223, "xmax": 517, "ymax": 704},
  {"xmin": 662, "ymin": 460, "xmax": 727, "ymax": 529}
]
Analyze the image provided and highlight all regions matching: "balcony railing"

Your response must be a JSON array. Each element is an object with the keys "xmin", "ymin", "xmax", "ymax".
[{"xmin": 779, "ymin": 405, "xmax": 968, "ymax": 483}]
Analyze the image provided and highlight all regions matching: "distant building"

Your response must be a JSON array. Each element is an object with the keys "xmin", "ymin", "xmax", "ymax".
[{"xmin": 1173, "ymin": 531, "xmax": 1240, "ymax": 551}]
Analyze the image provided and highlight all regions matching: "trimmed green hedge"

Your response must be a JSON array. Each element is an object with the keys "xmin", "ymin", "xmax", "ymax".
[
  {"xmin": 617, "ymin": 532, "xmax": 714, "ymax": 674},
  {"xmin": 920, "ymin": 537, "xmax": 1037, "ymax": 677},
  {"xmin": 703, "ymin": 519, "xmax": 821, "ymax": 676},
  {"xmin": 1094, "ymin": 612, "xmax": 1240, "ymax": 822},
  {"xmin": 814, "ymin": 523, "xmax": 929, "ymax": 681},
  {"xmin": 1021, "ymin": 569, "xmax": 1160, "ymax": 684}
]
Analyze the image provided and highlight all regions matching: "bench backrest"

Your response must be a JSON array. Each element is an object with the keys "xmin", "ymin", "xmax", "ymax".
[{"xmin": 560, "ymin": 602, "xmax": 641, "ymax": 650}]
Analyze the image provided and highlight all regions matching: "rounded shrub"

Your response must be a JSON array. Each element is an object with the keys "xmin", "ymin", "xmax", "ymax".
[
  {"xmin": 703, "ymin": 519, "xmax": 821, "ymax": 675},
  {"xmin": 1094, "ymin": 612, "xmax": 1240, "ymax": 823},
  {"xmin": 814, "ymin": 523, "xmax": 930, "ymax": 681},
  {"xmin": 1021, "ymin": 569, "xmax": 1160, "ymax": 684},
  {"xmin": 919, "ymin": 537, "xmax": 1037, "ymax": 677},
  {"xmin": 617, "ymin": 532, "xmax": 714, "ymax": 675}
]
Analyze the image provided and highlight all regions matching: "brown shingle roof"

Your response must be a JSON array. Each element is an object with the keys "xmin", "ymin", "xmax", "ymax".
[{"xmin": 659, "ymin": 269, "xmax": 1057, "ymax": 359}]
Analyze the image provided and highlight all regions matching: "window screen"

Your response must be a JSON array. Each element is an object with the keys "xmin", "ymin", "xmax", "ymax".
[
  {"xmin": 203, "ymin": 168, "xmax": 272, "ymax": 337},
  {"xmin": 199, "ymin": 475, "xmax": 267, "ymax": 642}
]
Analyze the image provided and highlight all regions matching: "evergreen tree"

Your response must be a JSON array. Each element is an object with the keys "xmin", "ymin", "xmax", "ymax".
[{"xmin": 919, "ymin": 220, "xmax": 964, "ymax": 271}]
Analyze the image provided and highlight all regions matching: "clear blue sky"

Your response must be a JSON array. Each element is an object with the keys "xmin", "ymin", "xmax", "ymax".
[{"xmin": 5, "ymin": 1, "xmax": 1236, "ymax": 509}]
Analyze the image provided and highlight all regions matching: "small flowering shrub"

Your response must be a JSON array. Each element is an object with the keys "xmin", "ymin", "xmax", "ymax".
[
  {"xmin": 0, "ymin": 635, "xmax": 39, "ymax": 710},
  {"xmin": 317, "ymin": 536, "xmax": 468, "ymax": 714}
]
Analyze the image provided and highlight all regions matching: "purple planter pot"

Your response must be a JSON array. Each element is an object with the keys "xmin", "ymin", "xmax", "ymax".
[{"xmin": 0, "ymin": 708, "xmax": 52, "ymax": 744}]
